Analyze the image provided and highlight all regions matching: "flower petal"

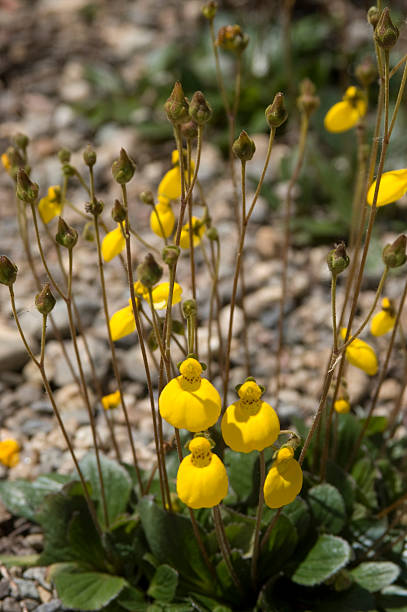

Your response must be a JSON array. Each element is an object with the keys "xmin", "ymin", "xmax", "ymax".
[
  {"xmin": 324, "ymin": 100, "xmax": 362, "ymax": 133},
  {"xmin": 109, "ymin": 305, "xmax": 135, "ymax": 341},
  {"xmin": 102, "ymin": 225, "xmax": 125, "ymax": 262},
  {"xmin": 158, "ymin": 167, "xmax": 182, "ymax": 201},
  {"xmin": 367, "ymin": 169, "xmax": 407, "ymax": 207}
]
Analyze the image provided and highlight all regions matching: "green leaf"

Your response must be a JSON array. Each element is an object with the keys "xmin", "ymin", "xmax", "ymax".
[
  {"xmin": 326, "ymin": 461, "xmax": 355, "ymax": 514},
  {"xmin": 378, "ymin": 585, "xmax": 407, "ymax": 610},
  {"xmin": 281, "ymin": 498, "xmax": 310, "ymax": 541},
  {"xmin": 259, "ymin": 514, "xmax": 298, "ymax": 581},
  {"xmin": 292, "ymin": 534, "xmax": 351, "ymax": 586},
  {"xmin": 223, "ymin": 449, "xmax": 259, "ymax": 503},
  {"xmin": 79, "ymin": 452, "xmax": 132, "ymax": 527},
  {"xmin": 147, "ymin": 565, "xmax": 178, "ymax": 603},
  {"xmin": 308, "ymin": 483, "xmax": 346, "ymax": 534},
  {"xmin": 352, "ymin": 458, "xmax": 378, "ymax": 509},
  {"xmin": 0, "ymin": 474, "xmax": 69, "ymax": 521},
  {"xmin": 138, "ymin": 497, "xmax": 215, "ymax": 593},
  {"xmin": 360, "ymin": 416, "xmax": 388, "ymax": 436},
  {"xmin": 350, "ymin": 562, "xmax": 401, "ymax": 593},
  {"xmin": 51, "ymin": 562, "xmax": 126, "ymax": 611},
  {"xmin": 335, "ymin": 414, "xmax": 363, "ymax": 468},
  {"xmin": 0, "ymin": 554, "xmax": 41, "ymax": 567},
  {"xmin": 117, "ymin": 586, "xmax": 147, "ymax": 611},
  {"xmin": 68, "ymin": 511, "xmax": 107, "ymax": 571}
]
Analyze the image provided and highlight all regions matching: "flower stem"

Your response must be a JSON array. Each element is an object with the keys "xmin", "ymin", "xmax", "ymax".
[
  {"xmin": 212, "ymin": 505, "xmax": 242, "ymax": 592},
  {"xmin": 251, "ymin": 450, "xmax": 265, "ymax": 587}
]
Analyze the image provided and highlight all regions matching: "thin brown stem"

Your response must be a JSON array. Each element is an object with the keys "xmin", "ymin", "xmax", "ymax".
[{"xmin": 251, "ymin": 451, "xmax": 265, "ymax": 587}]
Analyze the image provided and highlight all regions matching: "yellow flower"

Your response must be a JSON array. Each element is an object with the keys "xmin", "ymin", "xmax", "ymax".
[
  {"xmin": 150, "ymin": 198, "xmax": 175, "ymax": 238},
  {"xmin": 221, "ymin": 380, "xmax": 280, "ymax": 453},
  {"xmin": 179, "ymin": 217, "xmax": 205, "ymax": 249},
  {"xmin": 0, "ymin": 439, "xmax": 20, "ymax": 468},
  {"xmin": 157, "ymin": 151, "xmax": 195, "ymax": 201},
  {"xmin": 133, "ymin": 280, "xmax": 149, "ymax": 299},
  {"xmin": 340, "ymin": 328, "xmax": 378, "ymax": 376},
  {"xmin": 334, "ymin": 399, "xmax": 351, "ymax": 414},
  {"xmin": 324, "ymin": 86, "xmax": 367, "ymax": 133},
  {"xmin": 159, "ymin": 358, "xmax": 221, "ymax": 432},
  {"xmin": 176, "ymin": 437, "xmax": 228, "ymax": 509},
  {"xmin": 367, "ymin": 169, "xmax": 407, "ymax": 207},
  {"xmin": 148, "ymin": 281, "xmax": 183, "ymax": 310},
  {"xmin": 38, "ymin": 185, "xmax": 63, "ymax": 224},
  {"xmin": 109, "ymin": 302, "xmax": 136, "ymax": 341},
  {"xmin": 263, "ymin": 447, "xmax": 303, "ymax": 509},
  {"xmin": 101, "ymin": 390, "xmax": 121, "ymax": 410},
  {"xmin": 370, "ymin": 297, "xmax": 396, "ymax": 336},
  {"xmin": 102, "ymin": 225, "xmax": 125, "ymax": 262},
  {"xmin": 1, "ymin": 153, "xmax": 11, "ymax": 172}
]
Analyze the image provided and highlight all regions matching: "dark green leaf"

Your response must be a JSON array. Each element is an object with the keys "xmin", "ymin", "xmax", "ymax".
[
  {"xmin": 350, "ymin": 562, "xmax": 400, "ymax": 593},
  {"xmin": 223, "ymin": 449, "xmax": 259, "ymax": 503},
  {"xmin": 326, "ymin": 461, "xmax": 355, "ymax": 514},
  {"xmin": 308, "ymin": 483, "xmax": 346, "ymax": 534},
  {"xmin": 292, "ymin": 534, "xmax": 351, "ymax": 586},
  {"xmin": 0, "ymin": 474, "xmax": 69, "ymax": 521},
  {"xmin": 259, "ymin": 514, "xmax": 298, "ymax": 581},
  {"xmin": 147, "ymin": 565, "xmax": 178, "ymax": 603},
  {"xmin": 352, "ymin": 458, "xmax": 378, "ymax": 509},
  {"xmin": 360, "ymin": 416, "xmax": 388, "ymax": 436},
  {"xmin": 117, "ymin": 586, "xmax": 147, "ymax": 611}
]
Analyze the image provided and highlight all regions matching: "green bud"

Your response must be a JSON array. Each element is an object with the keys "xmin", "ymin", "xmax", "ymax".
[
  {"xmin": 35, "ymin": 283, "xmax": 56, "ymax": 315},
  {"xmin": 55, "ymin": 217, "xmax": 78, "ymax": 249},
  {"xmin": 162, "ymin": 245, "xmax": 180, "ymax": 267},
  {"xmin": 147, "ymin": 329, "xmax": 159, "ymax": 352},
  {"xmin": 85, "ymin": 198, "xmax": 104, "ymax": 216},
  {"xmin": 297, "ymin": 78, "xmax": 320, "ymax": 116},
  {"xmin": 5, "ymin": 146, "xmax": 24, "ymax": 169},
  {"xmin": 382, "ymin": 235, "xmax": 406, "ymax": 268},
  {"xmin": 139, "ymin": 191, "xmax": 155, "ymax": 206},
  {"xmin": 182, "ymin": 299, "xmax": 197, "ymax": 319},
  {"xmin": 216, "ymin": 25, "xmax": 249, "ymax": 54},
  {"xmin": 112, "ymin": 148, "xmax": 136, "ymax": 184},
  {"xmin": 327, "ymin": 242, "xmax": 350, "ymax": 275},
  {"xmin": 202, "ymin": 1, "xmax": 217, "ymax": 19},
  {"xmin": 62, "ymin": 163, "xmax": 75, "ymax": 177},
  {"xmin": 12, "ymin": 132, "xmax": 29, "ymax": 152},
  {"xmin": 58, "ymin": 148, "xmax": 71, "ymax": 164},
  {"xmin": 136, "ymin": 253, "xmax": 163, "ymax": 288},
  {"xmin": 355, "ymin": 57, "xmax": 377, "ymax": 88},
  {"xmin": 83, "ymin": 145, "xmax": 97, "ymax": 167},
  {"xmin": 82, "ymin": 221, "xmax": 95, "ymax": 242},
  {"xmin": 232, "ymin": 130, "xmax": 256, "ymax": 161},
  {"xmin": 189, "ymin": 91, "xmax": 212, "ymax": 125},
  {"xmin": 265, "ymin": 92, "xmax": 288, "ymax": 128},
  {"xmin": 206, "ymin": 227, "xmax": 218, "ymax": 241},
  {"xmin": 0, "ymin": 255, "xmax": 18, "ymax": 286},
  {"xmin": 181, "ymin": 120, "xmax": 199, "ymax": 140},
  {"xmin": 367, "ymin": 6, "xmax": 380, "ymax": 28},
  {"xmin": 164, "ymin": 82, "xmax": 190, "ymax": 125},
  {"xmin": 16, "ymin": 169, "xmax": 39, "ymax": 204},
  {"xmin": 112, "ymin": 199, "xmax": 127, "ymax": 223},
  {"xmin": 375, "ymin": 8, "xmax": 399, "ymax": 50}
]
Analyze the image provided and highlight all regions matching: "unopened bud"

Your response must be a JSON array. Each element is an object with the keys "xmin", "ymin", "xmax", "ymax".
[
  {"xmin": 85, "ymin": 198, "xmax": 104, "ymax": 216},
  {"xmin": 5, "ymin": 146, "xmax": 24, "ymax": 169},
  {"xmin": 83, "ymin": 145, "xmax": 97, "ymax": 168},
  {"xmin": 58, "ymin": 148, "xmax": 71, "ymax": 164},
  {"xmin": 206, "ymin": 227, "xmax": 218, "ymax": 241},
  {"xmin": 62, "ymin": 163, "xmax": 75, "ymax": 177},
  {"xmin": 82, "ymin": 222, "xmax": 95, "ymax": 242},
  {"xmin": 35, "ymin": 284, "xmax": 56, "ymax": 315},
  {"xmin": 375, "ymin": 8, "xmax": 399, "ymax": 50},
  {"xmin": 297, "ymin": 79, "xmax": 320, "ymax": 116},
  {"xmin": 164, "ymin": 82, "xmax": 190, "ymax": 125},
  {"xmin": 162, "ymin": 245, "xmax": 180, "ymax": 267},
  {"xmin": 55, "ymin": 218, "xmax": 78, "ymax": 249},
  {"xmin": 136, "ymin": 253, "xmax": 163, "ymax": 288},
  {"xmin": 327, "ymin": 242, "xmax": 350, "ymax": 275},
  {"xmin": 182, "ymin": 299, "xmax": 197, "ymax": 319},
  {"xmin": 16, "ymin": 169, "xmax": 39, "ymax": 204},
  {"xmin": 382, "ymin": 235, "xmax": 406, "ymax": 268},
  {"xmin": 265, "ymin": 92, "xmax": 288, "ymax": 128},
  {"xmin": 216, "ymin": 25, "xmax": 249, "ymax": 54},
  {"xmin": 367, "ymin": 6, "xmax": 380, "ymax": 28},
  {"xmin": 181, "ymin": 120, "xmax": 199, "ymax": 140},
  {"xmin": 112, "ymin": 148, "xmax": 136, "ymax": 184},
  {"xmin": 140, "ymin": 191, "xmax": 155, "ymax": 206},
  {"xmin": 112, "ymin": 199, "xmax": 127, "ymax": 223},
  {"xmin": 355, "ymin": 57, "xmax": 377, "ymax": 88},
  {"xmin": 189, "ymin": 91, "xmax": 212, "ymax": 125},
  {"xmin": 12, "ymin": 133, "xmax": 29, "ymax": 151},
  {"xmin": 202, "ymin": 1, "xmax": 217, "ymax": 19},
  {"xmin": 232, "ymin": 130, "xmax": 256, "ymax": 161},
  {"xmin": 0, "ymin": 255, "xmax": 18, "ymax": 286}
]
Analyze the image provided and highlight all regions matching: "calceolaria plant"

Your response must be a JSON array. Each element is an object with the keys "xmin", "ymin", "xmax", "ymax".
[{"xmin": 1, "ymin": 2, "xmax": 407, "ymax": 611}]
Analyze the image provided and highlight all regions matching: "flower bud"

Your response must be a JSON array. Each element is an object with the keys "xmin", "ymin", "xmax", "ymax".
[
  {"xmin": 382, "ymin": 235, "xmax": 406, "ymax": 268},
  {"xmin": 216, "ymin": 25, "xmax": 249, "ymax": 54},
  {"xmin": 112, "ymin": 148, "xmax": 136, "ymax": 184},
  {"xmin": 181, "ymin": 120, "xmax": 199, "ymax": 140},
  {"xmin": 35, "ymin": 283, "xmax": 56, "ymax": 315},
  {"xmin": 189, "ymin": 91, "xmax": 212, "ymax": 125},
  {"xmin": 162, "ymin": 245, "xmax": 180, "ymax": 267},
  {"xmin": 206, "ymin": 227, "xmax": 218, "ymax": 241},
  {"xmin": 62, "ymin": 163, "xmax": 75, "ymax": 177},
  {"xmin": 367, "ymin": 6, "xmax": 380, "ymax": 28},
  {"xmin": 4, "ymin": 146, "xmax": 24, "ymax": 169},
  {"xmin": 297, "ymin": 78, "xmax": 320, "ymax": 116},
  {"xmin": 85, "ymin": 199, "xmax": 104, "ymax": 216},
  {"xmin": 140, "ymin": 191, "xmax": 155, "ymax": 206},
  {"xmin": 355, "ymin": 57, "xmax": 377, "ymax": 88},
  {"xmin": 202, "ymin": 1, "xmax": 217, "ymax": 19},
  {"xmin": 182, "ymin": 298, "xmax": 197, "ymax": 319},
  {"xmin": 83, "ymin": 145, "xmax": 97, "ymax": 168},
  {"xmin": 327, "ymin": 242, "xmax": 350, "ymax": 275},
  {"xmin": 136, "ymin": 253, "xmax": 163, "ymax": 288},
  {"xmin": 16, "ymin": 169, "xmax": 39, "ymax": 204},
  {"xmin": 58, "ymin": 148, "xmax": 71, "ymax": 164},
  {"xmin": 82, "ymin": 221, "xmax": 95, "ymax": 242},
  {"xmin": 0, "ymin": 255, "xmax": 18, "ymax": 286},
  {"xmin": 12, "ymin": 133, "xmax": 29, "ymax": 151},
  {"xmin": 374, "ymin": 8, "xmax": 399, "ymax": 50},
  {"xmin": 112, "ymin": 199, "xmax": 127, "ymax": 223},
  {"xmin": 55, "ymin": 217, "xmax": 78, "ymax": 249},
  {"xmin": 164, "ymin": 82, "xmax": 190, "ymax": 125},
  {"xmin": 232, "ymin": 130, "xmax": 256, "ymax": 161},
  {"xmin": 265, "ymin": 92, "xmax": 288, "ymax": 128}
]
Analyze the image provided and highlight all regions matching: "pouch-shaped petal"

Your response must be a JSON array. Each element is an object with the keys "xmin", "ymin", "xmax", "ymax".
[
  {"xmin": 341, "ymin": 328, "xmax": 378, "ymax": 375},
  {"xmin": 102, "ymin": 225, "xmax": 125, "ymax": 262},
  {"xmin": 324, "ymin": 100, "xmax": 361, "ymax": 133},
  {"xmin": 149, "ymin": 281, "xmax": 182, "ymax": 310},
  {"xmin": 334, "ymin": 399, "xmax": 351, "ymax": 414},
  {"xmin": 109, "ymin": 305, "xmax": 135, "ymax": 341},
  {"xmin": 370, "ymin": 310, "xmax": 395, "ymax": 336},
  {"xmin": 367, "ymin": 169, "xmax": 407, "ymax": 207},
  {"xmin": 158, "ymin": 167, "xmax": 182, "ymax": 201},
  {"xmin": 150, "ymin": 202, "xmax": 175, "ymax": 238},
  {"xmin": 263, "ymin": 447, "xmax": 303, "ymax": 509},
  {"xmin": 0, "ymin": 439, "xmax": 20, "ymax": 468}
]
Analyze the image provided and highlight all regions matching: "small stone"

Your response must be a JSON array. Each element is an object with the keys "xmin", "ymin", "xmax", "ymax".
[
  {"xmin": 255, "ymin": 226, "xmax": 283, "ymax": 259},
  {"xmin": 35, "ymin": 602, "xmax": 64, "ymax": 612},
  {"xmin": 2, "ymin": 597, "xmax": 21, "ymax": 612},
  {"xmin": 219, "ymin": 305, "xmax": 244, "ymax": 337},
  {"xmin": 36, "ymin": 586, "xmax": 52, "ymax": 604},
  {"xmin": 0, "ymin": 324, "xmax": 32, "ymax": 371},
  {"xmin": 0, "ymin": 579, "xmax": 10, "ymax": 598}
]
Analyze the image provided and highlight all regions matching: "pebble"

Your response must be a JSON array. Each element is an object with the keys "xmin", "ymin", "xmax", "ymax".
[
  {"xmin": 13, "ymin": 578, "xmax": 40, "ymax": 600},
  {"xmin": 0, "ymin": 325, "xmax": 32, "ymax": 372}
]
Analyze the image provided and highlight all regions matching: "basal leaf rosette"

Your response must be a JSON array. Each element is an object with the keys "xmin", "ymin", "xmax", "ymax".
[{"xmin": 159, "ymin": 357, "xmax": 221, "ymax": 432}]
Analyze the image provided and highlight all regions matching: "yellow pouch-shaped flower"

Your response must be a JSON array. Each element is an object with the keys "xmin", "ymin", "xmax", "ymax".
[
  {"xmin": 263, "ymin": 447, "xmax": 303, "ymax": 509},
  {"xmin": 334, "ymin": 399, "xmax": 351, "ymax": 414},
  {"xmin": 341, "ymin": 328, "xmax": 378, "ymax": 376},
  {"xmin": 370, "ymin": 297, "xmax": 396, "ymax": 336},
  {"xmin": 1, "ymin": 153, "xmax": 11, "ymax": 172},
  {"xmin": 0, "ymin": 439, "xmax": 20, "ymax": 468},
  {"xmin": 179, "ymin": 217, "xmax": 205, "ymax": 249},
  {"xmin": 221, "ymin": 380, "xmax": 280, "ymax": 453},
  {"xmin": 367, "ymin": 169, "xmax": 407, "ymax": 207},
  {"xmin": 148, "ymin": 281, "xmax": 182, "ymax": 310},
  {"xmin": 102, "ymin": 390, "xmax": 121, "ymax": 410},
  {"xmin": 109, "ymin": 303, "xmax": 135, "ymax": 341},
  {"xmin": 38, "ymin": 185, "xmax": 63, "ymax": 224},
  {"xmin": 158, "ymin": 167, "xmax": 182, "ymax": 201},
  {"xmin": 176, "ymin": 437, "xmax": 228, "ymax": 509},
  {"xmin": 150, "ymin": 200, "xmax": 175, "ymax": 238},
  {"xmin": 102, "ymin": 225, "xmax": 125, "ymax": 262},
  {"xmin": 324, "ymin": 86, "xmax": 366, "ymax": 133},
  {"xmin": 159, "ymin": 358, "xmax": 221, "ymax": 432}
]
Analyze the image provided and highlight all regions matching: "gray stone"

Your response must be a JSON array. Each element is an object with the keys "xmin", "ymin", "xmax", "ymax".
[
  {"xmin": 0, "ymin": 325, "xmax": 32, "ymax": 372},
  {"xmin": 20, "ymin": 418, "xmax": 54, "ymax": 436},
  {"xmin": 2, "ymin": 597, "xmax": 21, "ymax": 612},
  {"xmin": 0, "ymin": 579, "xmax": 10, "ymax": 598},
  {"xmin": 24, "ymin": 600, "xmax": 39, "ymax": 611},
  {"xmin": 35, "ymin": 602, "xmax": 64, "ymax": 612},
  {"xmin": 53, "ymin": 335, "xmax": 110, "ymax": 387},
  {"xmin": 23, "ymin": 568, "xmax": 49, "ymax": 590}
]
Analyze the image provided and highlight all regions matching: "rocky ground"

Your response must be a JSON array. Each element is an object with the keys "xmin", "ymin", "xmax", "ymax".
[{"xmin": 0, "ymin": 1, "xmax": 406, "ymax": 610}]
